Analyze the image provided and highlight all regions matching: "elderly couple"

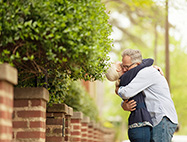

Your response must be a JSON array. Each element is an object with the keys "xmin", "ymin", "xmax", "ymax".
[{"xmin": 105, "ymin": 49, "xmax": 178, "ymax": 142}]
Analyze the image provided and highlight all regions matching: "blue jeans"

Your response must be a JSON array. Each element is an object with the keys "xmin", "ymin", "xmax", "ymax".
[
  {"xmin": 128, "ymin": 126, "xmax": 151, "ymax": 142},
  {"xmin": 151, "ymin": 116, "xmax": 177, "ymax": 142}
]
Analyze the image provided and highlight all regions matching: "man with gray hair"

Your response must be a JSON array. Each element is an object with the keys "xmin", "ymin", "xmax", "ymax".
[{"xmin": 117, "ymin": 49, "xmax": 178, "ymax": 142}]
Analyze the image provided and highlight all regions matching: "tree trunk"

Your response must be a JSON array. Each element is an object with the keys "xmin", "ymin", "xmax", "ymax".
[
  {"xmin": 154, "ymin": 23, "xmax": 158, "ymax": 65},
  {"xmin": 165, "ymin": 0, "xmax": 170, "ymax": 87}
]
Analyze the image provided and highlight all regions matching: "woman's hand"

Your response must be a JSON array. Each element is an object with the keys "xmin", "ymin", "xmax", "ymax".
[
  {"xmin": 115, "ymin": 79, "xmax": 120, "ymax": 95},
  {"xmin": 153, "ymin": 65, "xmax": 164, "ymax": 76},
  {"xmin": 115, "ymin": 85, "xmax": 119, "ymax": 95}
]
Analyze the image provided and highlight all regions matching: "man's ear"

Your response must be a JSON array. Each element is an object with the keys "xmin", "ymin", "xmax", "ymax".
[{"xmin": 136, "ymin": 62, "xmax": 141, "ymax": 65}]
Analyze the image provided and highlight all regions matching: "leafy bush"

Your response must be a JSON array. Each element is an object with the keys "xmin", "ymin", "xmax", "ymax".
[{"xmin": 0, "ymin": 0, "xmax": 112, "ymax": 104}]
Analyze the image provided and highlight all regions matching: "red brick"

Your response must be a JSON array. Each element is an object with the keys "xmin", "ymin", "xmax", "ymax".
[
  {"xmin": 81, "ymin": 123, "xmax": 87, "ymax": 126},
  {"xmin": 73, "ymin": 125, "xmax": 81, "ymax": 130},
  {"xmin": 17, "ymin": 110, "xmax": 45, "ymax": 118},
  {"xmin": 30, "ymin": 121, "xmax": 45, "ymax": 128},
  {"xmin": 82, "ymin": 128, "xmax": 87, "ymax": 132},
  {"xmin": 0, "ymin": 111, "xmax": 12, "ymax": 120},
  {"xmin": 14, "ymin": 100, "xmax": 28, "ymax": 107},
  {"xmin": 65, "ymin": 136, "xmax": 71, "ymax": 141},
  {"xmin": 31, "ymin": 99, "xmax": 46, "ymax": 108},
  {"xmin": 0, "ymin": 96, "xmax": 13, "ymax": 107},
  {"xmin": 17, "ymin": 131, "xmax": 45, "ymax": 138},
  {"xmin": 13, "ymin": 121, "xmax": 27, "ymax": 128},
  {"xmin": 82, "ymin": 138, "xmax": 88, "ymax": 141},
  {"xmin": 53, "ymin": 113, "xmax": 65, "ymax": 117},
  {"xmin": 0, "ymin": 125, "xmax": 12, "ymax": 133},
  {"xmin": 0, "ymin": 81, "xmax": 13, "ymax": 94},
  {"xmin": 71, "ymin": 131, "xmax": 81, "ymax": 135},
  {"xmin": 0, "ymin": 140, "xmax": 12, "ymax": 142},
  {"xmin": 46, "ymin": 118, "xmax": 63, "ymax": 125},
  {"xmin": 71, "ymin": 119, "xmax": 81, "ymax": 123},
  {"xmin": 82, "ymin": 133, "xmax": 87, "ymax": 136},
  {"xmin": 72, "ymin": 137, "xmax": 81, "ymax": 141},
  {"xmin": 46, "ymin": 136, "xmax": 63, "ymax": 142}
]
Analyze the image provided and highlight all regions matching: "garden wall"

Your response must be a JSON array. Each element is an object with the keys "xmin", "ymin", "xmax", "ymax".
[{"xmin": 0, "ymin": 63, "xmax": 115, "ymax": 142}]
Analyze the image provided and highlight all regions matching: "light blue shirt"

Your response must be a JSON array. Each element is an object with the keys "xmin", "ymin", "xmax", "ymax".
[{"xmin": 118, "ymin": 66, "xmax": 178, "ymax": 127}]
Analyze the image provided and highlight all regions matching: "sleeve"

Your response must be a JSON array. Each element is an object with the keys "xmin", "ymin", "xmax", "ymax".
[
  {"xmin": 118, "ymin": 67, "xmax": 155, "ymax": 99},
  {"xmin": 119, "ymin": 58, "xmax": 154, "ymax": 86}
]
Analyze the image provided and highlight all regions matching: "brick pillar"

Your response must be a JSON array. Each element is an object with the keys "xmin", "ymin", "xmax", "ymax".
[
  {"xmin": 13, "ymin": 87, "xmax": 49, "ymax": 142},
  {"xmin": 87, "ymin": 121, "xmax": 94, "ymax": 142},
  {"xmin": 0, "ymin": 64, "xmax": 17, "ymax": 142},
  {"xmin": 81, "ymin": 116, "xmax": 90, "ymax": 142},
  {"xmin": 97, "ymin": 125, "xmax": 104, "ymax": 142},
  {"xmin": 65, "ymin": 106, "xmax": 73, "ymax": 142},
  {"xmin": 46, "ymin": 103, "xmax": 69, "ymax": 142},
  {"xmin": 93, "ymin": 123, "xmax": 99, "ymax": 142},
  {"xmin": 71, "ymin": 112, "xmax": 83, "ymax": 142}
]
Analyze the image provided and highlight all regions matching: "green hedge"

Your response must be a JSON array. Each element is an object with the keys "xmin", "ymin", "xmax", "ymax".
[{"xmin": 0, "ymin": 0, "xmax": 112, "ymax": 105}]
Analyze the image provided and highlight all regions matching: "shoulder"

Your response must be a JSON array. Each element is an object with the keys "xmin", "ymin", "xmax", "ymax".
[
  {"xmin": 139, "ymin": 66, "xmax": 154, "ymax": 72},
  {"xmin": 137, "ymin": 66, "xmax": 158, "ymax": 77}
]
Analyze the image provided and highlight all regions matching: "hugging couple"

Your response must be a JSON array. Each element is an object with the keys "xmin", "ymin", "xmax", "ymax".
[{"xmin": 105, "ymin": 49, "xmax": 178, "ymax": 142}]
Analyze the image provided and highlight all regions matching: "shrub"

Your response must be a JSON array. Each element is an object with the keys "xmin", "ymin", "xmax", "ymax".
[{"xmin": 0, "ymin": 0, "xmax": 112, "ymax": 104}]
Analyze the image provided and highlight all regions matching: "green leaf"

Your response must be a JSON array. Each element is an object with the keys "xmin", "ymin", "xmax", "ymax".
[{"xmin": 23, "ymin": 57, "xmax": 28, "ymax": 61}]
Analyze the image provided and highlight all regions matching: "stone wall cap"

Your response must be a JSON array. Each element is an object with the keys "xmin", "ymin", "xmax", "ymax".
[
  {"xmin": 81, "ymin": 115, "xmax": 90, "ymax": 123},
  {"xmin": 14, "ymin": 87, "xmax": 49, "ymax": 102},
  {"xmin": 66, "ymin": 106, "xmax": 73, "ymax": 116},
  {"xmin": 93, "ymin": 123, "xmax": 99, "ymax": 129},
  {"xmin": 72, "ymin": 111, "xmax": 83, "ymax": 120},
  {"xmin": 47, "ymin": 103, "xmax": 68, "ymax": 113},
  {"xmin": 88, "ymin": 120, "xmax": 95, "ymax": 126},
  {"xmin": 0, "ymin": 63, "xmax": 18, "ymax": 85}
]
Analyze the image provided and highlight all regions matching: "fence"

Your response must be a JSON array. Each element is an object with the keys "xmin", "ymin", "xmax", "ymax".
[{"xmin": 0, "ymin": 63, "xmax": 115, "ymax": 142}]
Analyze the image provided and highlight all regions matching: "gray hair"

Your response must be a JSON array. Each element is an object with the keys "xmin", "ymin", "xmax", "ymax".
[{"xmin": 121, "ymin": 49, "xmax": 142, "ymax": 63}]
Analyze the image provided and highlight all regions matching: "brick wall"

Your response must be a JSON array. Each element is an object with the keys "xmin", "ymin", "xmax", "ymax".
[
  {"xmin": 0, "ymin": 63, "xmax": 116, "ymax": 142},
  {"xmin": 93, "ymin": 123, "xmax": 99, "ymax": 142},
  {"xmin": 71, "ymin": 112, "xmax": 83, "ymax": 142},
  {"xmin": 65, "ymin": 106, "xmax": 73, "ymax": 142},
  {"xmin": 0, "ymin": 63, "xmax": 17, "ymax": 142},
  {"xmin": 13, "ymin": 87, "xmax": 49, "ymax": 142},
  {"xmin": 46, "ymin": 103, "xmax": 70, "ymax": 142},
  {"xmin": 88, "ymin": 121, "xmax": 94, "ymax": 142},
  {"xmin": 81, "ymin": 116, "xmax": 90, "ymax": 142}
]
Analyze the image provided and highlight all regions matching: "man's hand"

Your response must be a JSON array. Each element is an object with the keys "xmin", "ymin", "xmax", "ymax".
[{"xmin": 121, "ymin": 100, "xmax": 137, "ymax": 111}]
